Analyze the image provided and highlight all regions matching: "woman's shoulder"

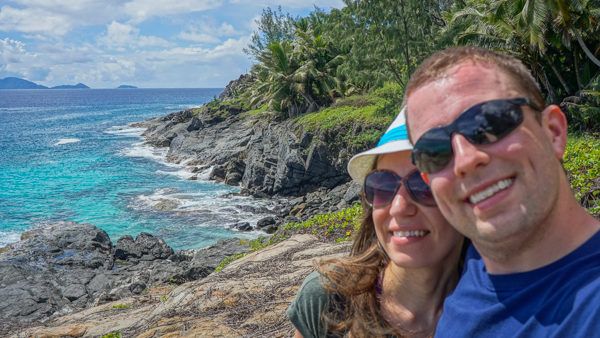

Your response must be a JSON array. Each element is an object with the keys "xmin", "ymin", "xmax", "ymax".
[
  {"xmin": 287, "ymin": 271, "xmax": 336, "ymax": 338},
  {"xmin": 299, "ymin": 271, "xmax": 328, "ymax": 295}
]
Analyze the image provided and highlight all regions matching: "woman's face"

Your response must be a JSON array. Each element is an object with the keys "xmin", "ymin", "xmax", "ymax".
[{"xmin": 372, "ymin": 151, "xmax": 463, "ymax": 269}]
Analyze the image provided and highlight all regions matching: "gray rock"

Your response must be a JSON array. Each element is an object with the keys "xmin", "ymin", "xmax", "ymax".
[
  {"xmin": 256, "ymin": 216, "xmax": 276, "ymax": 229},
  {"xmin": 229, "ymin": 222, "xmax": 252, "ymax": 231},
  {"xmin": 114, "ymin": 233, "xmax": 173, "ymax": 261},
  {"xmin": 153, "ymin": 199, "xmax": 180, "ymax": 211},
  {"xmin": 187, "ymin": 117, "xmax": 203, "ymax": 132},
  {"xmin": 0, "ymin": 222, "xmax": 250, "ymax": 332}
]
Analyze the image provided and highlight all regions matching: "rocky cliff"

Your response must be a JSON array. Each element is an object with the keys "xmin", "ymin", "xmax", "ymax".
[{"xmin": 135, "ymin": 89, "xmax": 363, "ymax": 229}]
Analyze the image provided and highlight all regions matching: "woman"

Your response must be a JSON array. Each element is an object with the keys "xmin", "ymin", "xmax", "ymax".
[{"xmin": 287, "ymin": 109, "xmax": 465, "ymax": 337}]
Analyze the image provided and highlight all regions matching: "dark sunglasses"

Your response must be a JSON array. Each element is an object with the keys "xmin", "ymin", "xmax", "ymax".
[
  {"xmin": 364, "ymin": 169, "xmax": 436, "ymax": 208},
  {"xmin": 412, "ymin": 97, "xmax": 539, "ymax": 174}
]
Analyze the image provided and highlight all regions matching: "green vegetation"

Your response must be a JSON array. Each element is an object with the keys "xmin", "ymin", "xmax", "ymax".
[
  {"xmin": 234, "ymin": 1, "xmax": 600, "ymax": 132},
  {"xmin": 111, "ymin": 303, "xmax": 131, "ymax": 310},
  {"xmin": 272, "ymin": 203, "xmax": 362, "ymax": 243},
  {"xmin": 101, "ymin": 332, "xmax": 122, "ymax": 338},
  {"xmin": 215, "ymin": 204, "xmax": 363, "ymax": 271},
  {"xmin": 214, "ymin": 252, "xmax": 247, "ymax": 273},
  {"xmin": 564, "ymin": 134, "xmax": 600, "ymax": 216}
]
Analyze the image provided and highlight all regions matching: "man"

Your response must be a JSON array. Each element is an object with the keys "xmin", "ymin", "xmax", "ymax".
[{"xmin": 404, "ymin": 46, "xmax": 600, "ymax": 336}]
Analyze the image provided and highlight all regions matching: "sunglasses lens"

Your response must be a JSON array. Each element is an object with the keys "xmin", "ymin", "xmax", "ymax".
[
  {"xmin": 406, "ymin": 171, "xmax": 436, "ymax": 206},
  {"xmin": 458, "ymin": 100, "xmax": 523, "ymax": 144},
  {"xmin": 364, "ymin": 171, "xmax": 400, "ymax": 207},
  {"xmin": 412, "ymin": 128, "xmax": 453, "ymax": 173}
]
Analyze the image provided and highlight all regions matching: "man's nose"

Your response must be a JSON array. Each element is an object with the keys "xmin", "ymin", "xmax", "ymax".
[{"xmin": 451, "ymin": 134, "xmax": 490, "ymax": 177}]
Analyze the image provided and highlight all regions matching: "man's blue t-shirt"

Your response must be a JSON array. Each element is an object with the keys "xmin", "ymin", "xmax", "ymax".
[{"xmin": 435, "ymin": 230, "xmax": 600, "ymax": 337}]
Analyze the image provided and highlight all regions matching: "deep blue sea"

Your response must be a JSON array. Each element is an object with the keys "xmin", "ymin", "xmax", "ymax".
[{"xmin": 0, "ymin": 89, "xmax": 272, "ymax": 249}]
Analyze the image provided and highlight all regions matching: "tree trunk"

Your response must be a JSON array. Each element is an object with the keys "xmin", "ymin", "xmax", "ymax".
[
  {"xmin": 539, "ymin": 66, "xmax": 557, "ymax": 103},
  {"xmin": 399, "ymin": 1, "xmax": 413, "ymax": 76},
  {"xmin": 576, "ymin": 31, "xmax": 600, "ymax": 68},
  {"xmin": 548, "ymin": 59, "xmax": 571, "ymax": 95},
  {"xmin": 573, "ymin": 50, "xmax": 582, "ymax": 91}
]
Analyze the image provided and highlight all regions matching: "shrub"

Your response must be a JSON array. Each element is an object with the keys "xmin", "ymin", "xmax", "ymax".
[{"xmin": 564, "ymin": 133, "xmax": 600, "ymax": 216}]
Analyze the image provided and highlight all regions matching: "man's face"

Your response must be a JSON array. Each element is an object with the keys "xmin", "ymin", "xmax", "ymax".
[{"xmin": 406, "ymin": 62, "xmax": 565, "ymax": 255}]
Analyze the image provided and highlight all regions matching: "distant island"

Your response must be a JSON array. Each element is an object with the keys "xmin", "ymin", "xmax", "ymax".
[
  {"xmin": 51, "ymin": 83, "xmax": 90, "ymax": 89},
  {"xmin": 0, "ymin": 77, "xmax": 48, "ymax": 89},
  {"xmin": 117, "ymin": 85, "xmax": 138, "ymax": 89},
  {"xmin": 0, "ymin": 77, "xmax": 90, "ymax": 89}
]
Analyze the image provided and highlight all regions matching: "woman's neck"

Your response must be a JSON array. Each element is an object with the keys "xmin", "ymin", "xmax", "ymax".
[{"xmin": 379, "ymin": 257, "xmax": 460, "ymax": 336}]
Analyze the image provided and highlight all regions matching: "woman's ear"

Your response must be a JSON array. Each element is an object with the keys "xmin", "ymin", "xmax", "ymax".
[{"xmin": 541, "ymin": 105, "xmax": 568, "ymax": 160}]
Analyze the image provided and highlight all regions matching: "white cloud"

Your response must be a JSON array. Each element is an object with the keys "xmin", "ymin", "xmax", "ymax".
[
  {"xmin": 0, "ymin": 38, "xmax": 27, "ymax": 63},
  {"xmin": 179, "ymin": 21, "xmax": 239, "ymax": 44},
  {"xmin": 0, "ymin": 5, "xmax": 72, "ymax": 36},
  {"xmin": 99, "ymin": 21, "xmax": 171, "ymax": 50},
  {"xmin": 229, "ymin": 0, "xmax": 344, "ymax": 9},
  {"xmin": 179, "ymin": 31, "xmax": 219, "ymax": 44},
  {"xmin": 124, "ymin": 0, "xmax": 223, "ymax": 22}
]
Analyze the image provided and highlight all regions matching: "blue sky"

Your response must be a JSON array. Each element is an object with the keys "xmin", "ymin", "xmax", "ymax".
[{"xmin": 0, "ymin": 0, "xmax": 344, "ymax": 88}]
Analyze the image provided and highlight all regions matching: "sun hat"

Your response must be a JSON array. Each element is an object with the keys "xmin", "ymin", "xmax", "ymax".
[{"xmin": 347, "ymin": 107, "xmax": 412, "ymax": 183}]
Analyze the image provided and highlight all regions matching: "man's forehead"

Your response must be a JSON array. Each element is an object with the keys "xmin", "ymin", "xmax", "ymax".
[{"xmin": 406, "ymin": 62, "xmax": 514, "ymax": 137}]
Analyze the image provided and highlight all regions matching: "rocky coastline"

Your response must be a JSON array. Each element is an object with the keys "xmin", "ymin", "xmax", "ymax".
[
  {"xmin": 135, "ymin": 75, "xmax": 361, "ymax": 232},
  {"xmin": 0, "ymin": 222, "xmax": 252, "ymax": 334},
  {"xmin": 1, "ymin": 76, "xmax": 363, "ymax": 334}
]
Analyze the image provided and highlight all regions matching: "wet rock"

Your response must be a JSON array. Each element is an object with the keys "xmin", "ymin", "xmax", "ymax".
[
  {"xmin": 114, "ymin": 233, "xmax": 174, "ymax": 261},
  {"xmin": 229, "ymin": 222, "xmax": 252, "ymax": 231},
  {"xmin": 256, "ymin": 216, "xmax": 276, "ymax": 229},
  {"xmin": 153, "ymin": 199, "xmax": 180, "ymax": 211}
]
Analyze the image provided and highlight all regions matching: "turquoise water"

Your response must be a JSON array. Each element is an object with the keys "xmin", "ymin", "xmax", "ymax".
[{"xmin": 0, "ymin": 89, "xmax": 271, "ymax": 249}]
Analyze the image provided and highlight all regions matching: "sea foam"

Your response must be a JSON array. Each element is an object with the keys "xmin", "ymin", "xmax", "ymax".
[
  {"xmin": 104, "ymin": 125, "xmax": 146, "ymax": 137},
  {"xmin": 0, "ymin": 231, "xmax": 21, "ymax": 247},
  {"xmin": 54, "ymin": 138, "xmax": 81, "ymax": 146}
]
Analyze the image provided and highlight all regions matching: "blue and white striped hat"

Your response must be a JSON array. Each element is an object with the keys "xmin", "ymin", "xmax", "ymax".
[{"xmin": 347, "ymin": 107, "xmax": 412, "ymax": 183}]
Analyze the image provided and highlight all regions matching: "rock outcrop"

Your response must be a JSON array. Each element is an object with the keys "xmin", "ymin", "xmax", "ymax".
[
  {"xmin": 16, "ymin": 234, "xmax": 350, "ymax": 337},
  {"xmin": 0, "ymin": 222, "xmax": 250, "ymax": 334},
  {"xmin": 136, "ymin": 100, "xmax": 362, "ymax": 228}
]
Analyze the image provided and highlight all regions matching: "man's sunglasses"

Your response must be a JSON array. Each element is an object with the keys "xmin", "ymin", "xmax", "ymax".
[
  {"xmin": 364, "ymin": 169, "xmax": 436, "ymax": 208},
  {"xmin": 412, "ymin": 97, "xmax": 540, "ymax": 174}
]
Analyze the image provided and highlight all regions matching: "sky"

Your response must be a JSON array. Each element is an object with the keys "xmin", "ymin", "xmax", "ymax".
[{"xmin": 0, "ymin": 0, "xmax": 344, "ymax": 88}]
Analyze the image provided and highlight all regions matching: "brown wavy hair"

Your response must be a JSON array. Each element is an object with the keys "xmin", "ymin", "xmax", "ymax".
[{"xmin": 317, "ymin": 198, "xmax": 396, "ymax": 337}]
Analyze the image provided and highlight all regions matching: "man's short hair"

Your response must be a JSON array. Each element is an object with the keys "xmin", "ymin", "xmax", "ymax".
[{"xmin": 404, "ymin": 46, "xmax": 545, "ymax": 137}]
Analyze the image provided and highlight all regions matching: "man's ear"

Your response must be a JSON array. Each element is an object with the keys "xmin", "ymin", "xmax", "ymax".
[{"xmin": 541, "ymin": 105, "xmax": 568, "ymax": 160}]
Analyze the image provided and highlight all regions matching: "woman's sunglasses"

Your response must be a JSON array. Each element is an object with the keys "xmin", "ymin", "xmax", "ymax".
[
  {"xmin": 364, "ymin": 169, "xmax": 436, "ymax": 208},
  {"xmin": 411, "ymin": 97, "xmax": 539, "ymax": 174}
]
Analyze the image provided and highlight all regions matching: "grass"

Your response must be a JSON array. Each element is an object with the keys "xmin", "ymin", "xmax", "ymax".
[
  {"xmin": 214, "ymin": 204, "xmax": 363, "ymax": 272},
  {"xmin": 564, "ymin": 133, "xmax": 600, "ymax": 216},
  {"xmin": 111, "ymin": 303, "xmax": 131, "ymax": 310},
  {"xmin": 101, "ymin": 332, "xmax": 121, "ymax": 338},
  {"xmin": 295, "ymin": 82, "xmax": 403, "ymax": 150}
]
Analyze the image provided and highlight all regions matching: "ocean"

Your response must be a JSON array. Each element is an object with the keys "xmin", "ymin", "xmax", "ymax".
[{"xmin": 0, "ymin": 88, "xmax": 273, "ymax": 250}]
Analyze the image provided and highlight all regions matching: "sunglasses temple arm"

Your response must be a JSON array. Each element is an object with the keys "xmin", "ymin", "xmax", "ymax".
[{"xmin": 421, "ymin": 172, "xmax": 431, "ymax": 186}]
